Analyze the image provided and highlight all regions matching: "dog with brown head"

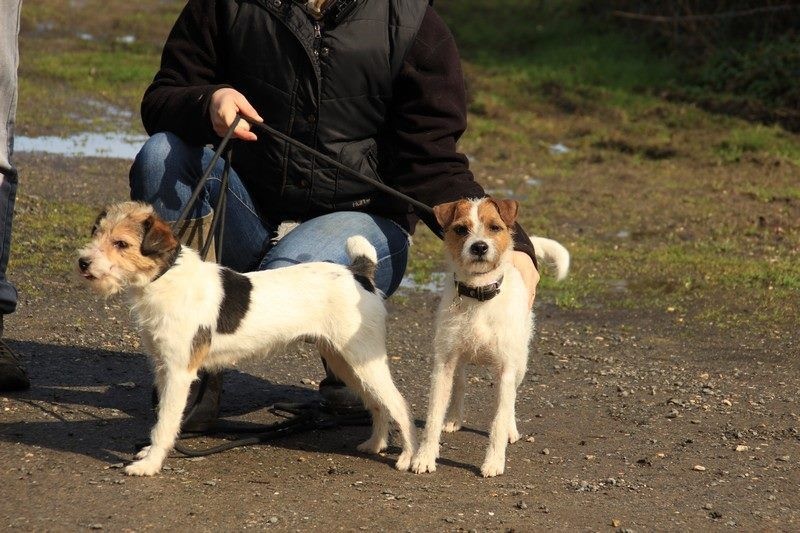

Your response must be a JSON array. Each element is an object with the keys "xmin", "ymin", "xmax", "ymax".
[
  {"xmin": 413, "ymin": 196, "xmax": 570, "ymax": 477},
  {"xmin": 77, "ymin": 202, "xmax": 180, "ymax": 296}
]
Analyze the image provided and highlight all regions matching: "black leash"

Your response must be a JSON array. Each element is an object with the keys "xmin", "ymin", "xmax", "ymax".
[
  {"xmin": 171, "ymin": 402, "xmax": 372, "ymax": 457},
  {"xmin": 157, "ymin": 115, "xmax": 432, "ymax": 457}
]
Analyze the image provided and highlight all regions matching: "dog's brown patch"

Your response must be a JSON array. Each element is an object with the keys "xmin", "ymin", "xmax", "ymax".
[
  {"xmin": 189, "ymin": 326, "xmax": 212, "ymax": 372},
  {"xmin": 477, "ymin": 199, "xmax": 515, "ymax": 256},
  {"xmin": 436, "ymin": 200, "xmax": 475, "ymax": 261}
]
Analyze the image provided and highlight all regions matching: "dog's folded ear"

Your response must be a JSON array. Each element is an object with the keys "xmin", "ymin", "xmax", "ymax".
[
  {"xmin": 141, "ymin": 215, "xmax": 179, "ymax": 257},
  {"xmin": 488, "ymin": 198, "xmax": 519, "ymax": 228},
  {"xmin": 433, "ymin": 200, "xmax": 461, "ymax": 230}
]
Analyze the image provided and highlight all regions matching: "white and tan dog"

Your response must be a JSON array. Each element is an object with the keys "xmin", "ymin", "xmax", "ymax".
[
  {"xmin": 411, "ymin": 197, "xmax": 569, "ymax": 477},
  {"xmin": 78, "ymin": 202, "xmax": 416, "ymax": 476}
]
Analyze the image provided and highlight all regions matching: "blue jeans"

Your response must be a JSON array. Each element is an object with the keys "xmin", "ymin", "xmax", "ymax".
[
  {"xmin": 129, "ymin": 132, "xmax": 409, "ymax": 296},
  {"xmin": 0, "ymin": 0, "xmax": 23, "ymax": 315}
]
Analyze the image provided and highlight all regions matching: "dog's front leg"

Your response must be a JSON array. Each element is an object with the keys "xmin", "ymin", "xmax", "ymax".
[
  {"xmin": 125, "ymin": 366, "xmax": 196, "ymax": 476},
  {"xmin": 481, "ymin": 365, "xmax": 518, "ymax": 477},
  {"xmin": 412, "ymin": 354, "xmax": 458, "ymax": 474},
  {"xmin": 443, "ymin": 361, "xmax": 466, "ymax": 432}
]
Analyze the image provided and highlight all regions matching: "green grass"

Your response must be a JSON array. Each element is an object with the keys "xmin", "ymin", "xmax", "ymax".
[{"xmin": 9, "ymin": 196, "xmax": 97, "ymax": 297}]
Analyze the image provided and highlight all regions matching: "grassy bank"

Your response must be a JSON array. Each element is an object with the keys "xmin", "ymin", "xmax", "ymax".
[{"xmin": 14, "ymin": 0, "xmax": 800, "ymax": 337}]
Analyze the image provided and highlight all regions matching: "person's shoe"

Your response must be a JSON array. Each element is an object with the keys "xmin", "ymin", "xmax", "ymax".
[
  {"xmin": 152, "ymin": 370, "xmax": 222, "ymax": 432},
  {"xmin": 0, "ymin": 338, "xmax": 30, "ymax": 391},
  {"xmin": 318, "ymin": 375, "xmax": 367, "ymax": 414}
]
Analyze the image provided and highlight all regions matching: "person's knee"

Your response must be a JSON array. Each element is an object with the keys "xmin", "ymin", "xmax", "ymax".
[
  {"xmin": 130, "ymin": 133, "xmax": 173, "ymax": 200},
  {"xmin": 129, "ymin": 132, "xmax": 193, "ymax": 201}
]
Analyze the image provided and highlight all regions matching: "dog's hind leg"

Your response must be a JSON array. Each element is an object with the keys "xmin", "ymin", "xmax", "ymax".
[
  {"xmin": 443, "ymin": 360, "xmax": 466, "ymax": 433},
  {"xmin": 481, "ymin": 363, "xmax": 519, "ymax": 477},
  {"xmin": 507, "ymin": 361, "xmax": 528, "ymax": 444},
  {"xmin": 125, "ymin": 366, "xmax": 196, "ymax": 476},
  {"xmin": 364, "ymin": 363, "xmax": 416, "ymax": 471},
  {"xmin": 320, "ymin": 343, "xmax": 390, "ymax": 454},
  {"xmin": 350, "ymin": 357, "xmax": 416, "ymax": 471}
]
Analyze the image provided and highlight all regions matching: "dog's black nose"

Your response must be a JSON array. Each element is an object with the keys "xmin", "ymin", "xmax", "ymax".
[
  {"xmin": 470, "ymin": 241, "xmax": 489, "ymax": 256},
  {"xmin": 78, "ymin": 258, "xmax": 91, "ymax": 272}
]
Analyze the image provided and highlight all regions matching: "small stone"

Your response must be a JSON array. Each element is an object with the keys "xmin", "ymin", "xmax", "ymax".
[
  {"xmin": 204, "ymin": 480, "xmax": 217, "ymax": 486},
  {"xmin": 117, "ymin": 382, "xmax": 136, "ymax": 389},
  {"xmin": 692, "ymin": 465, "xmax": 706, "ymax": 471},
  {"xmin": 268, "ymin": 517, "xmax": 278, "ymax": 524},
  {"xmin": 611, "ymin": 519, "xmax": 621, "ymax": 527},
  {"xmin": 722, "ymin": 399, "xmax": 732, "ymax": 406},
  {"xmin": 88, "ymin": 525, "xmax": 103, "ymax": 530},
  {"xmin": 703, "ymin": 503, "xmax": 713, "ymax": 510},
  {"xmin": 525, "ymin": 436, "xmax": 535, "ymax": 443},
  {"xmin": 776, "ymin": 455, "xmax": 790, "ymax": 462},
  {"xmin": 300, "ymin": 378, "xmax": 315, "ymax": 385},
  {"xmin": 735, "ymin": 445, "xmax": 749, "ymax": 452},
  {"xmin": 516, "ymin": 501, "xmax": 528, "ymax": 510},
  {"xmin": 444, "ymin": 517, "xmax": 455, "ymax": 524},
  {"xmin": 541, "ymin": 448, "xmax": 550, "ymax": 455},
  {"xmin": 666, "ymin": 409, "xmax": 679, "ymax": 419}
]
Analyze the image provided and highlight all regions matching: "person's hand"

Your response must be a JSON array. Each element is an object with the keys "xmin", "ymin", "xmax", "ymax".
[
  {"xmin": 209, "ymin": 88, "xmax": 263, "ymax": 141},
  {"xmin": 511, "ymin": 250, "xmax": 539, "ymax": 308}
]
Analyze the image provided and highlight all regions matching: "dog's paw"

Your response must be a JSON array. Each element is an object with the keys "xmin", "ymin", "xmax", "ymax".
[
  {"xmin": 134, "ymin": 445, "xmax": 151, "ymax": 460},
  {"xmin": 357, "ymin": 436, "xmax": 388, "ymax": 455},
  {"xmin": 442, "ymin": 420, "xmax": 462, "ymax": 433},
  {"xmin": 395, "ymin": 450, "xmax": 413, "ymax": 472},
  {"xmin": 123, "ymin": 458, "xmax": 162, "ymax": 477},
  {"xmin": 480, "ymin": 455, "xmax": 506, "ymax": 478},
  {"xmin": 508, "ymin": 425, "xmax": 520, "ymax": 444},
  {"xmin": 410, "ymin": 447, "xmax": 437, "ymax": 474}
]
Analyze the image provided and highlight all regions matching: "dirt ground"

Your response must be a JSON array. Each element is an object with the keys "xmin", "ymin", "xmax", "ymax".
[{"xmin": 0, "ymin": 153, "xmax": 797, "ymax": 532}]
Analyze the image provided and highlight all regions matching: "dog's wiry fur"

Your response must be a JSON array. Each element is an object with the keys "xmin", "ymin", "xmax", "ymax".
[
  {"xmin": 78, "ymin": 202, "xmax": 416, "ymax": 476},
  {"xmin": 411, "ymin": 197, "xmax": 570, "ymax": 477}
]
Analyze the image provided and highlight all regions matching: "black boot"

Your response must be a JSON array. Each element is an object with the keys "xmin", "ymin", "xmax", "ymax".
[
  {"xmin": 318, "ymin": 358, "xmax": 366, "ymax": 414},
  {"xmin": 152, "ymin": 370, "xmax": 223, "ymax": 433},
  {"xmin": 0, "ymin": 315, "xmax": 29, "ymax": 392}
]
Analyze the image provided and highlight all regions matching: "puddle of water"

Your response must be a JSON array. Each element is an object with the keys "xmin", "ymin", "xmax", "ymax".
[
  {"xmin": 524, "ymin": 177, "xmax": 542, "ymax": 187},
  {"xmin": 616, "ymin": 230, "xmax": 631, "ymax": 239},
  {"xmin": 15, "ymin": 132, "xmax": 147, "ymax": 159},
  {"xmin": 399, "ymin": 272, "xmax": 448, "ymax": 292},
  {"xmin": 116, "ymin": 35, "xmax": 137, "ymax": 45},
  {"xmin": 549, "ymin": 142, "xmax": 571, "ymax": 155},
  {"xmin": 484, "ymin": 188, "xmax": 516, "ymax": 197}
]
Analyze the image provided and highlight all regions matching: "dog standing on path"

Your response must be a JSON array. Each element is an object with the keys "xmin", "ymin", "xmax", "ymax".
[
  {"xmin": 78, "ymin": 202, "xmax": 416, "ymax": 476},
  {"xmin": 411, "ymin": 197, "xmax": 569, "ymax": 477}
]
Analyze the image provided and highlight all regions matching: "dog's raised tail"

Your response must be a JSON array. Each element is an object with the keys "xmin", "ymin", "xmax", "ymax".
[
  {"xmin": 346, "ymin": 235, "xmax": 378, "ymax": 292},
  {"xmin": 530, "ymin": 236, "xmax": 570, "ymax": 281}
]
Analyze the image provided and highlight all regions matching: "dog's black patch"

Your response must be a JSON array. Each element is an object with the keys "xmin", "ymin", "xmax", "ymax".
[
  {"xmin": 348, "ymin": 255, "xmax": 376, "ymax": 293},
  {"xmin": 217, "ymin": 268, "xmax": 253, "ymax": 334}
]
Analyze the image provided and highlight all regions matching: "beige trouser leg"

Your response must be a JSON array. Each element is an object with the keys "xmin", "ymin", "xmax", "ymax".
[{"xmin": 173, "ymin": 212, "xmax": 216, "ymax": 262}]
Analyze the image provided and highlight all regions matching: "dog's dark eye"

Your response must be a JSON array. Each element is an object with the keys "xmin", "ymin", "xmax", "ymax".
[
  {"xmin": 113, "ymin": 240, "xmax": 130, "ymax": 250},
  {"xmin": 489, "ymin": 224, "xmax": 503, "ymax": 233},
  {"xmin": 452, "ymin": 225, "xmax": 469, "ymax": 236}
]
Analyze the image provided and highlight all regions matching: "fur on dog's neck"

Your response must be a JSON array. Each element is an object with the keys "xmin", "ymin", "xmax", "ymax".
[{"xmin": 149, "ymin": 243, "xmax": 182, "ymax": 283}]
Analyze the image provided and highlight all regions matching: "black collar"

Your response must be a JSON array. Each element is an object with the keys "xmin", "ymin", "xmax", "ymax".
[{"xmin": 455, "ymin": 275, "xmax": 503, "ymax": 302}]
